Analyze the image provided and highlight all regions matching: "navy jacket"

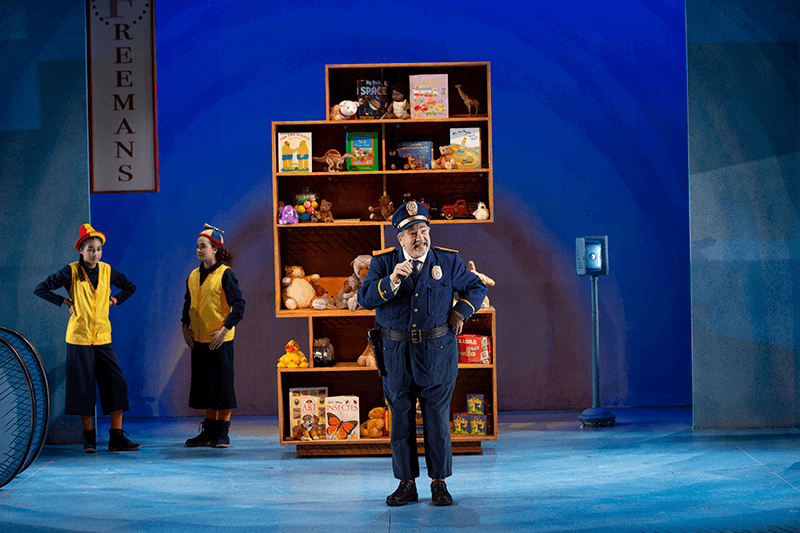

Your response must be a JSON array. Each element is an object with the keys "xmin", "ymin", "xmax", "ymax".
[{"xmin": 357, "ymin": 246, "xmax": 487, "ymax": 387}]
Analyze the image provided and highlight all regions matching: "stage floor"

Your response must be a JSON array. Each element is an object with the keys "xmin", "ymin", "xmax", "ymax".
[{"xmin": 2, "ymin": 408, "xmax": 800, "ymax": 532}]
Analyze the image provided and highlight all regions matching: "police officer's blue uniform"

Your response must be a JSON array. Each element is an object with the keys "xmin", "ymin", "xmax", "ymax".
[{"xmin": 357, "ymin": 202, "xmax": 487, "ymax": 483}]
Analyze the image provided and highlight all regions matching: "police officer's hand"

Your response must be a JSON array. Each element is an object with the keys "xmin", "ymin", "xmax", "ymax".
[
  {"xmin": 448, "ymin": 310, "xmax": 465, "ymax": 335},
  {"xmin": 390, "ymin": 259, "xmax": 414, "ymax": 284},
  {"xmin": 182, "ymin": 323, "xmax": 194, "ymax": 349}
]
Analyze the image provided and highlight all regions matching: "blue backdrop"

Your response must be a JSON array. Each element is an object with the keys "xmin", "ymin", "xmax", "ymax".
[{"xmin": 3, "ymin": 0, "xmax": 691, "ymax": 419}]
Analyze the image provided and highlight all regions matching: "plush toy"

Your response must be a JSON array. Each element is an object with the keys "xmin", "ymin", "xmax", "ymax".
[
  {"xmin": 468, "ymin": 260, "xmax": 495, "ymax": 308},
  {"xmin": 360, "ymin": 407, "xmax": 386, "ymax": 438},
  {"xmin": 432, "ymin": 145, "xmax": 456, "ymax": 170},
  {"xmin": 382, "ymin": 86, "xmax": 410, "ymax": 119},
  {"xmin": 472, "ymin": 201, "xmax": 490, "ymax": 220},
  {"xmin": 277, "ymin": 339, "xmax": 309, "ymax": 368},
  {"xmin": 278, "ymin": 204, "xmax": 299, "ymax": 224},
  {"xmin": 312, "ymin": 337, "xmax": 335, "ymax": 367},
  {"xmin": 357, "ymin": 343, "xmax": 376, "ymax": 367},
  {"xmin": 290, "ymin": 414, "xmax": 325, "ymax": 441},
  {"xmin": 313, "ymin": 199, "xmax": 335, "ymax": 223},
  {"xmin": 387, "ymin": 149, "xmax": 409, "ymax": 171},
  {"xmin": 333, "ymin": 255, "xmax": 372, "ymax": 310},
  {"xmin": 368, "ymin": 194, "xmax": 394, "ymax": 221},
  {"xmin": 330, "ymin": 100, "xmax": 359, "ymax": 120},
  {"xmin": 282, "ymin": 265, "xmax": 320, "ymax": 310}
]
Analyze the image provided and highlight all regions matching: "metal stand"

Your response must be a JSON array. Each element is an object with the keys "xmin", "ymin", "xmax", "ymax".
[{"xmin": 579, "ymin": 275, "xmax": 615, "ymax": 427}]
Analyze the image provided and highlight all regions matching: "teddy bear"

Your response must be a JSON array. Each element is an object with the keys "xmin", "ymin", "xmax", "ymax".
[
  {"xmin": 357, "ymin": 344, "xmax": 376, "ymax": 367},
  {"xmin": 431, "ymin": 145, "xmax": 456, "ymax": 170},
  {"xmin": 360, "ymin": 407, "xmax": 386, "ymax": 438},
  {"xmin": 333, "ymin": 255, "xmax": 372, "ymax": 310},
  {"xmin": 277, "ymin": 340, "xmax": 309, "ymax": 368},
  {"xmin": 290, "ymin": 414, "xmax": 325, "ymax": 440},
  {"xmin": 382, "ymin": 86, "xmax": 410, "ymax": 119},
  {"xmin": 282, "ymin": 265, "xmax": 320, "ymax": 310},
  {"xmin": 313, "ymin": 199, "xmax": 334, "ymax": 223},
  {"xmin": 386, "ymin": 149, "xmax": 409, "ymax": 171},
  {"xmin": 330, "ymin": 100, "xmax": 359, "ymax": 120},
  {"xmin": 368, "ymin": 194, "xmax": 394, "ymax": 221}
]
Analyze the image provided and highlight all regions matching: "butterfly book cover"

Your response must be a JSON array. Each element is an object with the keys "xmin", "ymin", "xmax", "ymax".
[
  {"xmin": 449, "ymin": 127, "xmax": 481, "ymax": 169},
  {"xmin": 277, "ymin": 132, "xmax": 312, "ymax": 173},
  {"xmin": 325, "ymin": 395, "xmax": 360, "ymax": 440}
]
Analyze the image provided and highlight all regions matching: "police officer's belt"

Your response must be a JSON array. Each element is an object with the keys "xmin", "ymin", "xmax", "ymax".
[{"xmin": 380, "ymin": 325, "xmax": 450, "ymax": 344}]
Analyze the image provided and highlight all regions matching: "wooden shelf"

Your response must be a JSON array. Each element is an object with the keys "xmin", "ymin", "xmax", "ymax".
[{"xmin": 273, "ymin": 62, "xmax": 495, "ymax": 456}]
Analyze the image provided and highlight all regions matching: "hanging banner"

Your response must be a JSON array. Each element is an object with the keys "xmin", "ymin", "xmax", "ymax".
[{"xmin": 87, "ymin": 0, "xmax": 159, "ymax": 193}]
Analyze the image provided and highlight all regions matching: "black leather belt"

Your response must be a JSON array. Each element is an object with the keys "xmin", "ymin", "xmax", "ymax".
[{"xmin": 380, "ymin": 324, "xmax": 450, "ymax": 343}]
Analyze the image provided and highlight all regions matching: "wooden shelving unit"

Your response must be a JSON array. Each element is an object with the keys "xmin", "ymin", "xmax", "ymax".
[{"xmin": 272, "ymin": 62, "xmax": 495, "ymax": 456}]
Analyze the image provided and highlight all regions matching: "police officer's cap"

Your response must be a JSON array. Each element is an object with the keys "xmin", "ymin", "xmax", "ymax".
[{"xmin": 392, "ymin": 201, "xmax": 430, "ymax": 233}]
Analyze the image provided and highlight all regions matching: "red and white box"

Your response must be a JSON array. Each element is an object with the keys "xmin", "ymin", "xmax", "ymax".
[{"xmin": 457, "ymin": 334, "xmax": 492, "ymax": 364}]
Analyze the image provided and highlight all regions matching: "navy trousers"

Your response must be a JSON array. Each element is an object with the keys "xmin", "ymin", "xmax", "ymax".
[{"xmin": 383, "ymin": 349, "xmax": 457, "ymax": 480}]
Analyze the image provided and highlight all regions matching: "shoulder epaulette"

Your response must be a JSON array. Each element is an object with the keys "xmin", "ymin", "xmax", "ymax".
[
  {"xmin": 373, "ymin": 247, "xmax": 396, "ymax": 256},
  {"xmin": 434, "ymin": 246, "xmax": 458, "ymax": 254}
]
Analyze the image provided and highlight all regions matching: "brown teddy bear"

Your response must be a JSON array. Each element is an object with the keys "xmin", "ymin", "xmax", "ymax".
[
  {"xmin": 313, "ymin": 199, "xmax": 335, "ymax": 223},
  {"xmin": 357, "ymin": 344, "xmax": 376, "ymax": 367},
  {"xmin": 360, "ymin": 407, "xmax": 386, "ymax": 438},
  {"xmin": 282, "ymin": 265, "xmax": 320, "ymax": 310},
  {"xmin": 368, "ymin": 194, "xmax": 394, "ymax": 221},
  {"xmin": 333, "ymin": 255, "xmax": 372, "ymax": 310},
  {"xmin": 432, "ymin": 145, "xmax": 456, "ymax": 170}
]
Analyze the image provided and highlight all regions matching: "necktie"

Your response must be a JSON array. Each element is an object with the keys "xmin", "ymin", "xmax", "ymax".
[{"xmin": 411, "ymin": 260, "xmax": 421, "ymax": 284}]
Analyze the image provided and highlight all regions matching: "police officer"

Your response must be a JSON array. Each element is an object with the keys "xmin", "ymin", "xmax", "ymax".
[{"xmin": 357, "ymin": 201, "xmax": 487, "ymax": 506}]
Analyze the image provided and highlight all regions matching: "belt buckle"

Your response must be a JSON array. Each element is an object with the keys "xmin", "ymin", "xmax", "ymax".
[{"xmin": 410, "ymin": 329, "xmax": 422, "ymax": 343}]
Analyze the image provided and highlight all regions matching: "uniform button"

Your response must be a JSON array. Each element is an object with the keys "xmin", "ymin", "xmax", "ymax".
[
  {"xmin": 412, "ymin": 324, "xmax": 417, "ymax": 327},
  {"xmin": 415, "ymin": 293, "xmax": 418, "ymax": 297},
  {"xmin": 414, "ymin": 308, "xmax": 418, "ymax": 312}
]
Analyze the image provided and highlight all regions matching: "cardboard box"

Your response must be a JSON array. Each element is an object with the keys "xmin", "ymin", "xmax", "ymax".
[{"xmin": 457, "ymin": 334, "xmax": 492, "ymax": 364}]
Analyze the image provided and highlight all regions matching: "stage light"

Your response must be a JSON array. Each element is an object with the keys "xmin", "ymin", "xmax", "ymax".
[{"xmin": 575, "ymin": 236, "xmax": 615, "ymax": 427}]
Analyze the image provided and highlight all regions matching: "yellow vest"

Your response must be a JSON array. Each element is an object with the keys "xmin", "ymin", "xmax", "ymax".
[
  {"xmin": 188, "ymin": 265, "xmax": 235, "ymax": 343},
  {"xmin": 66, "ymin": 261, "xmax": 112, "ymax": 345}
]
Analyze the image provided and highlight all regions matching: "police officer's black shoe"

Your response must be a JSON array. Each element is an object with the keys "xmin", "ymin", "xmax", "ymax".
[
  {"xmin": 83, "ymin": 429, "xmax": 97, "ymax": 453},
  {"xmin": 108, "ymin": 429, "xmax": 141, "ymax": 451},
  {"xmin": 386, "ymin": 480, "xmax": 418, "ymax": 506},
  {"xmin": 431, "ymin": 480, "xmax": 453, "ymax": 506}
]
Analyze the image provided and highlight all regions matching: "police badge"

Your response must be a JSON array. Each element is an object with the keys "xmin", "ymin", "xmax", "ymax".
[
  {"xmin": 406, "ymin": 202, "xmax": 418, "ymax": 216},
  {"xmin": 432, "ymin": 265, "xmax": 443, "ymax": 280}
]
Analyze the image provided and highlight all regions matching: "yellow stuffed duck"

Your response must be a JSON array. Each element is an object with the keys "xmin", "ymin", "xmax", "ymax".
[{"xmin": 277, "ymin": 340, "xmax": 309, "ymax": 368}]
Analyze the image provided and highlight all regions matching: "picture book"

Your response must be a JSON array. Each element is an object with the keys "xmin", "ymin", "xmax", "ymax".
[
  {"xmin": 356, "ymin": 79, "xmax": 388, "ymax": 119},
  {"xmin": 395, "ymin": 141, "xmax": 433, "ymax": 170},
  {"xmin": 277, "ymin": 132, "xmax": 312, "ymax": 173},
  {"xmin": 449, "ymin": 127, "xmax": 481, "ymax": 169},
  {"xmin": 289, "ymin": 386, "xmax": 327, "ymax": 422},
  {"xmin": 409, "ymin": 74, "xmax": 448, "ymax": 119},
  {"xmin": 469, "ymin": 414, "xmax": 488, "ymax": 436},
  {"xmin": 467, "ymin": 394, "xmax": 485, "ymax": 415},
  {"xmin": 289, "ymin": 395, "xmax": 323, "ymax": 440},
  {"xmin": 452, "ymin": 413, "xmax": 471, "ymax": 435},
  {"xmin": 346, "ymin": 132, "xmax": 379, "ymax": 171},
  {"xmin": 325, "ymin": 395, "xmax": 360, "ymax": 439}
]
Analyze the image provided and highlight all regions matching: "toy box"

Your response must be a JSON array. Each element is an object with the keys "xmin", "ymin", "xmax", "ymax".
[
  {"xmin": 467, "ymin": 394, "xmax": 485, "ymax": 415},
  {"xmin": 452, "ymin": 412, "xmax": 471, "ymax": 435},
  {"xmin": 346, "ymin": 132, "xmax": 379, "ymax": 171},
  {"xmin": 469, "ymin": 414, "xmax": 488, "ymax": 436},
  {"xmin": 449, "ymin": 127, "xmax": 481, "ymax": 169},
  {"xmin": 277, "ymin": 132, "xmax": 312, "ymax": 173},
  {"xmin": 457, "ymin": 334, "xmax": 492, "ymax": 364},
  {"xmin": 324, "ymin": 395, "xmax": 360, "ymax": 439}
]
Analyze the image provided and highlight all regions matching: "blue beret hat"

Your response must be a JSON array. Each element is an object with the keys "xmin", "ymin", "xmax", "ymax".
[{"xmin": 392, "ymin": 201, "xmax": 430, "ymax": 233}]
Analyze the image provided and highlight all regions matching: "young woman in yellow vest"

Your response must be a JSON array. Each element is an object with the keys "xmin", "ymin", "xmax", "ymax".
[
  {"xmin": 34, "ymin": 224, "xmax": 140, "ymax": 453},
  {"xmin": 182, "ymin": 224, "xmax": 245, "ymax": 448}
]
